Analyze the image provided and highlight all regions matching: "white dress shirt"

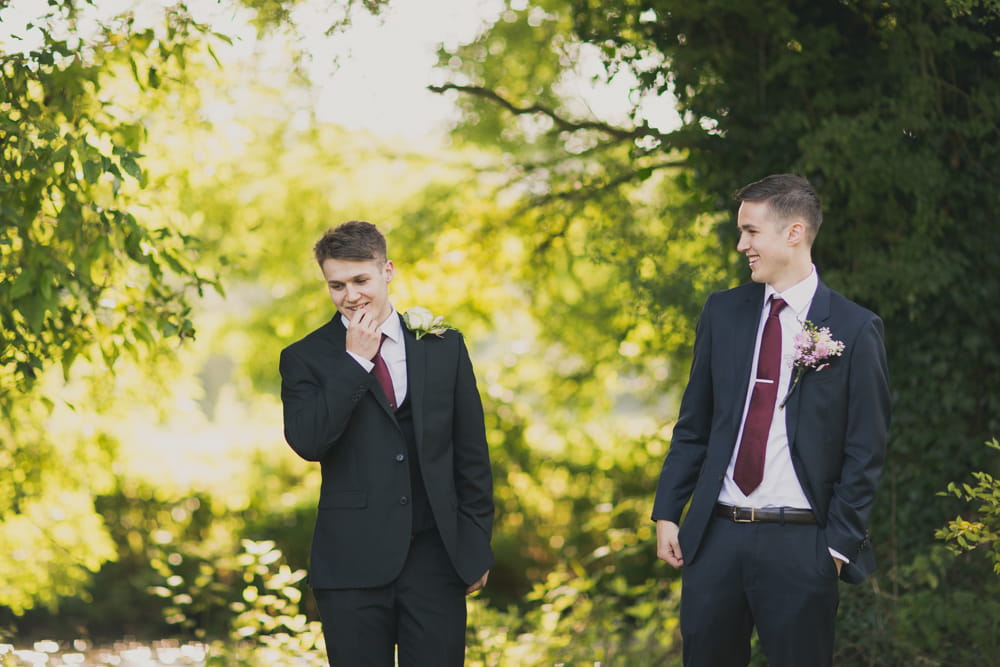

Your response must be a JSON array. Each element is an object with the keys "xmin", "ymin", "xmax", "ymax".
[
  {"xmin": 719, "ymin": 268, "xmax": 818, "ymax": 510},
  {"xmin": 342, "ymin": 307, "xmax": 408, "ymax": 406},
  {"xmin": 717, "ymin": 267, "xmax": 848, "ymax": 563}
]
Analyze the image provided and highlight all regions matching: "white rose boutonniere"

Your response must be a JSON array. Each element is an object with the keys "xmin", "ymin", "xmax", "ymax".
[
  {"xmin": 779, "ymin": 320, "xmax": 845, "ymax": 408},
  {"xmin": 403, "ymin": 306, "xmax": 454, "ymax": 340}
]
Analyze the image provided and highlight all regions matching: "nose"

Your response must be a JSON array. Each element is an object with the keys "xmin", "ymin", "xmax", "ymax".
[
  {"xmin": 736, "ymin": 232, "xmax": 749, "ymax": 253},
  {"xmin": 345, "ymin": 284, "xmax": 361, "ymax": 301}
]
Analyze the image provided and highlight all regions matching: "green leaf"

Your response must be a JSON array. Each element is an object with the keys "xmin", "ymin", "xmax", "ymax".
[
  {"xmin": 19, "ymin": 297, "xmax": 46, "ymax": 333},
  {"xmin": 82, "ymin": 159, "xmax": 102, "ymax": 184},
  {"xmin": 120, "ymin": 156, "xmax": 142, "ymax": 181},
  {"xmin": 10, "ymin": 271, "xmax": 34, "ymax": 299}
]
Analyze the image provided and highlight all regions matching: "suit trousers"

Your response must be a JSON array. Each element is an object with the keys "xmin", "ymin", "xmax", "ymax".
[
  {"xmin": 680, "ymin": 515, "xmax": 840, "ymax": 667},
  {"xmin": 313, "ymin": 528, "xmax": 468, "ymax": 667}
]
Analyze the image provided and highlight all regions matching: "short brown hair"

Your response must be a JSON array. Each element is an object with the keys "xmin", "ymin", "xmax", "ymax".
[
  {"xmin": 313, "ymin": 220, "xmax": 387, "ymax": 265},
  {"xmin": 734, "ymin": 174, "xmax": 823, "ymax": 242}
]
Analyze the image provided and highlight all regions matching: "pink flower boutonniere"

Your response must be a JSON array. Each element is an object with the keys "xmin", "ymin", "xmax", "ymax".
[{"xmin": 779, "ymin": 320, "xmax": 845, "ymax": 408}]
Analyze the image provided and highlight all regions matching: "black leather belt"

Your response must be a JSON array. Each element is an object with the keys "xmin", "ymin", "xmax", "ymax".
[{"xmin": 715, "ymin": 503, "xmax": 816, "ymax": 524}]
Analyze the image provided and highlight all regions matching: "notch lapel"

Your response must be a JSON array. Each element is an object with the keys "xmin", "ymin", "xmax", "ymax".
[
  {"xmin": 784, "ymin": 281, "xmax": 833, "ymax": 444},
  {"xmin": 402, "ymin": 315, "xmax": 426, "ymax": 450},
  {"xmin": 731, "ymin": 285, "xmax": 767, "ymax": 433}
]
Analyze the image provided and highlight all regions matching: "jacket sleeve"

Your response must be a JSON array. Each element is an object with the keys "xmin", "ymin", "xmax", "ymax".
[
  {"xmin": 279, "ymin": 344, "xmax": 375, "ymax": 461},
  {"xmin": 824, "ymin": 315, "xmax": 891, "ymax": 562},
  {"xmin": 651, "ymin": 294, "xmax": 716, "ymax": 523},
  {"xmin": 450, "ymin": 336, "xmax": 494, "ymax": 538}
]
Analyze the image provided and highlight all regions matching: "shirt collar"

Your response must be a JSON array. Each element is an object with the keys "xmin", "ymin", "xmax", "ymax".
[
  {"xmin": 765, "ymin": 265, "xmax": 818, "ymax": 320},
  {"xmin": 339, "ymin": 306, "xmax": 402, "ymax": 343}
]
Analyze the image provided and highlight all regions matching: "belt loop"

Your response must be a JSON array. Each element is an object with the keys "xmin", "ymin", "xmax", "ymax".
[{"xmin": 779, "ymin": 507, "xmax": 785, "ymax": 526}]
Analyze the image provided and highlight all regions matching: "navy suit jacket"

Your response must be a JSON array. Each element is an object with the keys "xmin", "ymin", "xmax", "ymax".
[
  {"xmin": 652, "ymin": 280, "xmax": 891, "ymax": 583},
  {"xmin": 279, "ymin": 313, "xmax": 494, "ymax": 589}
]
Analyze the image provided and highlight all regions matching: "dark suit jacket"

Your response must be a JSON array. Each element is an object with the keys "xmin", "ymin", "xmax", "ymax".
[
  {"xmin": 652, "ymin": 280, "xmax": 891, "ymax": 583},
  {"xmin": 279, "ymin": 313, "xmax": 494, "ymax": 589}
]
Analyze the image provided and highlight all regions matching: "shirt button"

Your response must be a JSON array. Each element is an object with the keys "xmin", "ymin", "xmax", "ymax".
[
  {"xmin": 399, "ymin": 496, "xmax": 409, "ymax": 505},
  {"xmin": 395, "ymin": 453, "xmax": 405, "ymax": 462}
]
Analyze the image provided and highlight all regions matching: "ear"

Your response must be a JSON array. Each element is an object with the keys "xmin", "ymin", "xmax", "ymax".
[
  {"xmin": 384, "ymin": 259, "xmax": 395, "ymax": 282},
  {"xmin": 785, "ymin": 220, "xmax": 807, "ymax": 247}
]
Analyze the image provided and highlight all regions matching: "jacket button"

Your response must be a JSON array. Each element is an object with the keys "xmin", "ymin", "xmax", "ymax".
[
  {"xmin": 395, "ymin": 453, "xmax": 405, "ymax": 462},
  {"xmin": 399, "ymin": 496, "xmax": 409, "ymax": 505}
]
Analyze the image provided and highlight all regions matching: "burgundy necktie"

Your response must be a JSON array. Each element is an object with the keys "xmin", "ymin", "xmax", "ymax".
[
  {"xmin": 733, "ymin": 296, "xmax": 787, "ymax": 495},
  {"xmin": 372, "ymin": 334, "xmax": 396, "ymax": 411}
]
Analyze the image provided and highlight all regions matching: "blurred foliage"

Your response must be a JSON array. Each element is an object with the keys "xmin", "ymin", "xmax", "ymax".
[
  {"xmin": 0, "ymin": 0, "xmax": 382, "ymax": 620},
  {"xmin": 3, "ymin": 0, "xmax": 1000, "ymax": 665},
  {"xmin": 155, "ymin": 539, "xmax": 327, "ymax": 666},
  {"xmin": 0, "ymin": 0, "xmax": 225, "ymax": 615}
]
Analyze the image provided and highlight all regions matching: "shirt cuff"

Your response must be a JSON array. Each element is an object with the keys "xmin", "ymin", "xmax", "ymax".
[
  {"xmin": 347, "ymin": 350, "xmax": 375, "ymax": 372},
  {"xmin": 828, "ymin": 547, "xmax": 849, "ymax": 563}
]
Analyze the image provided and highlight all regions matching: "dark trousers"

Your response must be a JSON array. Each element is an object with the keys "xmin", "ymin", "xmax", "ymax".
[
  {"xmin": 313, "ymin": 529, "xmax": 467, "ymax": 667},
  {"xmin": 680, "ymin": 516, "xmax": 840, "ymax": 667}
]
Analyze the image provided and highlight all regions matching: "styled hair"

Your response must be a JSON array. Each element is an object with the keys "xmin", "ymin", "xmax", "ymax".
[
  {"xmin": 734, "ymin": 174, "xmax": 823, "ymax": 242},
  {"xmin": 313, "ymin": 220, "xmax": 387, "ymax": 265}
]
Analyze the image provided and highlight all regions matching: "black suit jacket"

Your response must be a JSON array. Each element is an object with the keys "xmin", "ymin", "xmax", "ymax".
[
  {"xmin": 652, "ymin": 280, "xmax": 891, "ymax": 583},
  {"xmin": 279, "ymin": 313, "xmax": 494, "ymax": 589}
]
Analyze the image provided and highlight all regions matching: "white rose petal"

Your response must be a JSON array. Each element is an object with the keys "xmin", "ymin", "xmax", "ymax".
[{"xmin": 406, "ymin": 307, "xmax": 434, "ymax": 330}]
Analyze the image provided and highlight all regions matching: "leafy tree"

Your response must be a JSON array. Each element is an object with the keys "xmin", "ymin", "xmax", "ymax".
[{"xmin": 0, "ymin": 0, "xmax": 226, "ymax": 615}]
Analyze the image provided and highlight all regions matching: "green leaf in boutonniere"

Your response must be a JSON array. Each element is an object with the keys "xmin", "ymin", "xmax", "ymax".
[{"xmin": 402, "ymin": 306, "xmax": 454, "ymax": 340}]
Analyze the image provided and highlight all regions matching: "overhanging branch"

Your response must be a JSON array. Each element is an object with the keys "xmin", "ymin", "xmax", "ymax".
[
  {"xmin": 428, "ymin": 82, "xmax": 677, "ymax": 146},
  {"xmin": 521, "ymin": 159, "xmax": 687, "ymax": 211}
]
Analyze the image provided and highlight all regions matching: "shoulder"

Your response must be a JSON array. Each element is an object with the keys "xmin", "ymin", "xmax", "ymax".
[
  {"xmin": 824, "ymin": 285, "xmax": 883, "ymax": 327},
  {"xmin": 817, "ymin": 286, "xmax": 886, "ymax": 357},
  {"xmin": 282, "ymin": 317, "xmax": 341, "ymax": 356},
  {"xmin": 408, "ymin": 326, "xmax": 467, "ymax": 352},
  {"xmin": 702, "ymin": 282, "xmax": 762, "ymax": 312}
]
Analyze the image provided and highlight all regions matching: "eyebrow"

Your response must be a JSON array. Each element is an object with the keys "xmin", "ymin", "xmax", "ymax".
[{"xmin": 327, "ymin": 273, "xmax": 370, "ymax": 285}]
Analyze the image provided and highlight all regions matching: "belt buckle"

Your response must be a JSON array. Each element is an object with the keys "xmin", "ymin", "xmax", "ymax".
[{"xmin": 733, "ymin": 506, "xmax": 756, "ymax": 523}]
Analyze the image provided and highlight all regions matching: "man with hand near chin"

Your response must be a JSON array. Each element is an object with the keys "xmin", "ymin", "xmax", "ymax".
[
  {"xmin": 652, "ymin": 174, "xmax": 891, "ymax": 666},
  {"xmin": 279, "ymin": 220, "xmax": 493, "ymax": 666}
]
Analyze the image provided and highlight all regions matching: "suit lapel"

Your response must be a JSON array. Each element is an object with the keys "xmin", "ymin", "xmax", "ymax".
[
  {"xmin": 401, "ymin": 314, "xmax": 426, "ymax": 448},
  {"xmin": 784, "ymin": 280, "xmax": 832, "ymax": 443},
  {"xmin": 731, "ymin": 284, "xmax": 766, "ymax": 430},
  {"xmin": 319, "ymin": 315, "xmax": 348, "ymax": 360}
]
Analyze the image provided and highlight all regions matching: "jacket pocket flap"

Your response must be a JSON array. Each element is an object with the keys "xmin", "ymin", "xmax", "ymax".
[{"xmin": 319, "ymin": 491, "xmax": 368, "ymax": 509}]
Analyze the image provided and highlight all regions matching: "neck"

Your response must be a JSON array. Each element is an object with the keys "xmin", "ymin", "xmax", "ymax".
[
  {"xmin": 377, "ymin": 305, "xmax": 396, "ymax": 327},
  {"xmin": 770, "ymin": 260, "xmax": 813, "ymax": 293}
]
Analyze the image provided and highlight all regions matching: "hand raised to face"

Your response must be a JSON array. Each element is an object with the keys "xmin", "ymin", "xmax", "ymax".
[{"xmin": 345, "ymin": 308, "xmax": 382, "ymax": 361}]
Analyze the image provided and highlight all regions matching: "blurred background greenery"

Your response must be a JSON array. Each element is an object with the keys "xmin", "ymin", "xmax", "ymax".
[{"xmin": 2, "ymin": 0, "xmax": 999, "ymax": 664}]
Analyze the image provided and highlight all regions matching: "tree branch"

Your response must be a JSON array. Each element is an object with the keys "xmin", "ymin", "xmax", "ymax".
[
  {"xmin": 428, "ymin": 82, "xmax": 677, "ymax": 146},
  {"xmin": 520, "ymin": 159, "xmax": 686, "ymax": 211}
]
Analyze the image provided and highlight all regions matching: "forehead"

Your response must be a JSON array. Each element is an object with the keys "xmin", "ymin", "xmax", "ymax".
[
  {"xmin": 737, "ymin": 200, "xmax": 779, "ymax": 229},
  {"xmin": 320, "ymin": 257, "xmax": 383, "ymax": 282}
]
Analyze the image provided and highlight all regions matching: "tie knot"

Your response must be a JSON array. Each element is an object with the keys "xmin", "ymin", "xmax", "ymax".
[{"xmin": 769, "ymin": 297, "xmax": 787, "ymax": 317}]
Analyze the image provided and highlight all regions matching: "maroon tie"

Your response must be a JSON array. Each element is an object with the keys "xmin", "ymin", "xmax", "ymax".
[
  {"xmin": 372, "ymin": 334, "xmax": 396, "ymax": 411},
  {"xmin": 733, "ymin": 296, "xmax": 787, "ymax": 495}
]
